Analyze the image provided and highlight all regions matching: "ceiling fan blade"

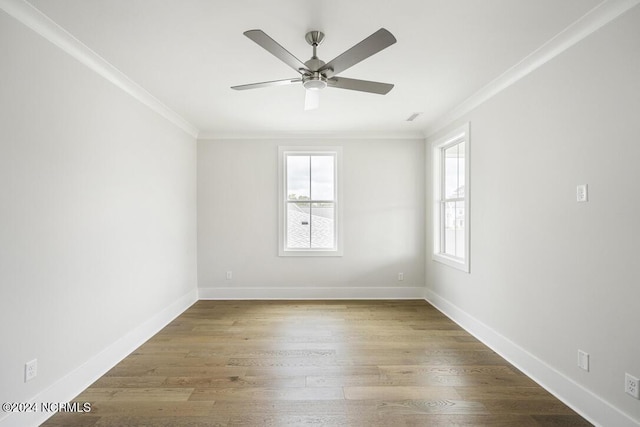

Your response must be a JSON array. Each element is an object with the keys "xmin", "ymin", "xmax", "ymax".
[
  {"xmin": 231, "ymin": 78, "xmax": 301, "ymax": 90},
  {"xmin": 244, "ymin": 30, "xmax": 308, "ymax": 74},
  {"xmin": 319, "ymin": 28, "xmax": 396, "ymax": 77},
  {"xmin": 327, "ymin": 77, "xmax": 394, "ymax": 94},
  {"xmin": 304, "ymin": 89, "xmax": 320, "ymax": 110}
]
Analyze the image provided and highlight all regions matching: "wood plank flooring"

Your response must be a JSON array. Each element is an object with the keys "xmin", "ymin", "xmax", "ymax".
[{"xmin": 42, "ymin": 300, "xmax": 592, "ymax": 426}]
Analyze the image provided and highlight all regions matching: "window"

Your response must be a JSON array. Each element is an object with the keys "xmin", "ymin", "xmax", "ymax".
[
  {"xmin": 432, "ymin": 123, "xmax": 470, "ymax": 272},
  {"xmin": 278, "ymin": 146, "xmax": 343, "ymax": 256}
]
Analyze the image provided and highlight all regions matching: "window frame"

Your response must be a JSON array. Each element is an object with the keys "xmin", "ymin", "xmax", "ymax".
[
  {"xmin": 278, "ymin": 146, "xmax": 343, "ymax": 257},
  {"xmin": 432, "ymin": 123, "xmax": 470, "ymax": 272}
]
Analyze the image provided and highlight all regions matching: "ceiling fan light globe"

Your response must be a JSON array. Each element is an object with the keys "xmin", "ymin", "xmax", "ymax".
[{"xmin": 304, "ymin": 79, "xmax": 327, "ymax": 90}]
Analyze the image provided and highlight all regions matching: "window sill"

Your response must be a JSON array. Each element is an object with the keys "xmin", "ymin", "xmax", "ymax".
[
  {"xmin": 433, "ymin": 253, "xmax": 469, "ymax": 273},
  {"xmin": 279, "ymin": 249, "xmax": 343, "ymax": 257}
]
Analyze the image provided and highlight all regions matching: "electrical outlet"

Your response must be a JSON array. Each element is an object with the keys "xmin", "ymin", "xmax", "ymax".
[
  {"xmin": 25, "ymin": 359, "xmax": 37, "ymax": 382},
  {"xmin": 577, "ymin": 350, "xmax": 589, "ymax": 371},
  {"xmin": 226, "ymin": 271, "xmax": 232, "ymax": 280},
  {"xmin": 576, "ymin": 184, "xmax": 588, "ymax": 202},
  {"xmin": 625, "ymin": 373, "xmax": 639, "ymax": 399},
  {"xmin": 397, "ymin": 272, "xmax": 404, "ymax": 281}
]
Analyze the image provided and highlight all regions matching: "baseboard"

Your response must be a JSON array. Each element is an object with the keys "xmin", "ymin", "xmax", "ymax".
[
  {"xmin": 198, "ymin": 286, "xmax": 426, "ymax": 300},
  {"xmin": 10, "ymin": 286, "xmax": 632, "ymax": 426},
  {"xmin": 424, "ymin": 288, "xmax": 639, "ymax": 427},
  {"xmin": 0, "ymin": 288, "xmax": 198, "ymax": 427}
]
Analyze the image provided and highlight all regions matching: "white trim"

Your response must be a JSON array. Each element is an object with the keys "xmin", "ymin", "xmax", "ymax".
[
  {"xmin": 198, "ymin": 286, "xmax": 426, "ymax": 300},
  {"xmin": 197, "ymin": 131, "xmax": 425, "ymax": 141},
  {"xmin": 423, "ymin": 0, "xmax": 640, "ymax": 138},
  {"xmin": 424, "ymin": 288, "xmax": 640, "ymax": 427},
  {"xmin": 432, "ymin": 123, "xmax": 470, "ymax": 273},
  {"xmin": 0, "ymin": 289, "xmax": 198, "ymax": 427},
  {"xmin": 0, "ymin": 0, "xmax": 199, "ymax": 139},
  {"xmin": 278, "ymin": 146, "xmax": 344, "ymax": 257}
]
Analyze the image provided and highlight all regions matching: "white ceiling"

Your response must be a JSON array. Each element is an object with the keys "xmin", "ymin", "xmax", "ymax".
[{"xmin": 27, "ymin": 0, "xmax": 602, "ymax": 138}]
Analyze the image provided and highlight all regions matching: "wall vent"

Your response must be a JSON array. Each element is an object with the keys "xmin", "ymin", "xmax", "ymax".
[{"xmin": 406, "ymin": 112, "xmax": 422, "ymax": 122}]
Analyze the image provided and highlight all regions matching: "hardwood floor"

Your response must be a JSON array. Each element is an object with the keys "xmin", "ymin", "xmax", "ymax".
[{"xmin": 42, "ymin": 300, "xmax": 592, "ymax": 426}]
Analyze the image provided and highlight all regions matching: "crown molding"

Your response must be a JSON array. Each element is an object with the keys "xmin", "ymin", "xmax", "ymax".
[
  {"xmin": 197, "ymin": 130, "xmax": 426, "ymax": 141},
  {"xmin": 424, "ymin": 0, "xmax": 640, "ymax": 138},
  {"xmin": 0, "ymin": 0, "xmax": 200, "ymax": 138}
]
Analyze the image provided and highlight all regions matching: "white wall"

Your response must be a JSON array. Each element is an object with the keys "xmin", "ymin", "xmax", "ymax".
[
  {"xmin": 198, "ymin": 138, "xmax": 425, "ymax": 297},
  {"xmin": 0, "ymin": 9, "xmax": 197, "ymax": 424},
  {"xmin": 426, "ymin": 5, "xmax": 640, "ymax": 425}
]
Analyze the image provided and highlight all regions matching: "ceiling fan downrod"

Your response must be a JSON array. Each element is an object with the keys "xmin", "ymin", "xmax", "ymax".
[
  {"xmin": 302, "ymin": 31, "xmax": 328, "ymax": 90},
  {"xmin": 305, "ymin": 30, "xmax": 325, "ymax": 58}
]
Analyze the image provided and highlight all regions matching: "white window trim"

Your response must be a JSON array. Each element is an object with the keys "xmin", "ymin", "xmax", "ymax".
[
  {"xmin": 432, "ymin": 123, "xmax": 470, "ymax": 272},
  {"xmin": 278, "ymin": 146, "xmax": 343, "ymax": 257}
]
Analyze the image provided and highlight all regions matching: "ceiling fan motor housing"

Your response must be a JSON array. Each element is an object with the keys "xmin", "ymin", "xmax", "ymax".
[
  {"xmin": 302, "ymin": 72, "xmax": 327, "ymax": 90},
  {"xmin": 303, "ymin": 38, "xmax": 328, "ymax": 90}
]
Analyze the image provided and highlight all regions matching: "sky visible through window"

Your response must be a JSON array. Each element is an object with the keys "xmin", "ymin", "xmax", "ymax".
[
  {"xmin": 445, "ymin": 142, "xmax": 465, "ymax": 199},
  {"xmin": 287, "ymin": 155, "xmax": 334, "ymax": 201}
]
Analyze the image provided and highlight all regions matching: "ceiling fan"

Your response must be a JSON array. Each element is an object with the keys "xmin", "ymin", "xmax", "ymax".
[{"xmin": 231, "ymin": 28, "xmax": 396, "ymax": 110}]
